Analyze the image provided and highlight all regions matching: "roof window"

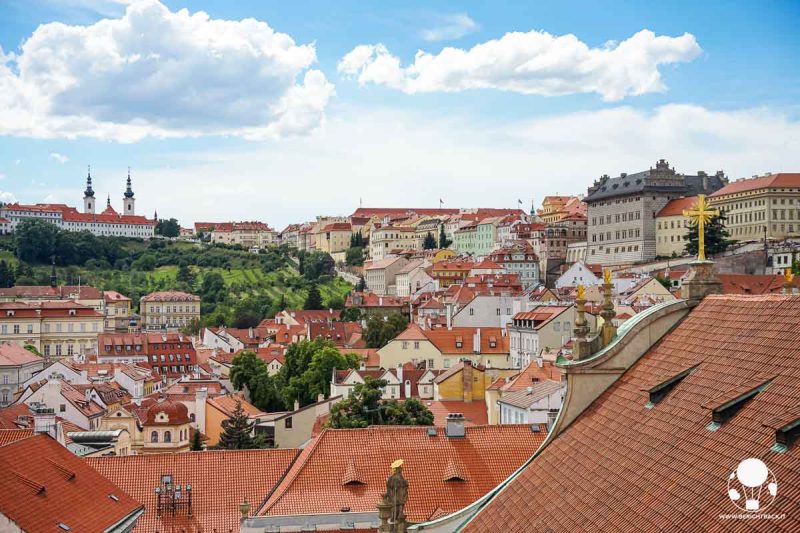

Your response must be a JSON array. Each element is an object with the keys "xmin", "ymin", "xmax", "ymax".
[
  {"xmin": 763, "ymin": 405, "xmax": 800, "ymax": 453},
  {"xmin": 703, "ymin": 377, "xmax": 773, "ymax": 431},
  {"xmin": 641, "ymin": 364, "xmax": 699, "ymax": 408}
]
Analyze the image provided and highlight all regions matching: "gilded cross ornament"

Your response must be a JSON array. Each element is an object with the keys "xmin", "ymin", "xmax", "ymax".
[
  {"xmin": 603, "ymin": 268, "xmax": 611, "ymax": 284},
  {"xmin": 787, "ymin": 268, "xmax": 794, "ymax": 284},
  {"xmin": 577, "ymin": 284, "xmax": 585, "ymax": 300},
  {"xmin": 683, "ymin": 194, "xmax": 719, "ymax": 262}
]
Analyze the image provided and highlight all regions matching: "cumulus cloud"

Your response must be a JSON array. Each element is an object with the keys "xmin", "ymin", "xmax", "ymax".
[
  {"xmin": 421, "ymin": 13, "xmax": 478, "ymax": 42},
  {"xmin": 49, "ymin": 152, "xmax": 69, "ymax": 163},
  {"xmin": 339, "ymin": 29, "xmax": 701, "ymax": 100},
  {"xmin": 0, "ymin": 191, "xmax": 17, "ymax": 203},
  {"xmin": 128, "ymin": 103, "xmax": 800, "ymax": 227},
  {"xmin": 0, "ymin": 0, "xmax": 334, "ymax": 141}
]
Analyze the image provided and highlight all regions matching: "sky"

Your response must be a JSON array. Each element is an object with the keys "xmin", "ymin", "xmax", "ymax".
[{"xmin": 0, "ymin": 0, "xmax": 799, "ymax": 229}]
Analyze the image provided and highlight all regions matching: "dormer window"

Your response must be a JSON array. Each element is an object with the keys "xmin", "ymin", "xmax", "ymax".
[
  {"xmin": 455, "ymin": 336, "xmax": 463, "ymax": 349},
  {"xmin": 69, "ymin": 309, "xmax": 76, "ymax": 316},
  {"xmin": 764, "ymin": 405, "xmax": 800, "ymax": 453},
  {"xmin": 703, "ymin": 377, "xmax": 773, "ymax": 431},
  {"xmin": 641, "ymin": 365, "xmax": 699, "ymax": 408}
]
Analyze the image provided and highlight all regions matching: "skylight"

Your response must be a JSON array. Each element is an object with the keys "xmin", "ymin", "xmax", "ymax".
[
  {"xmin": 641, "ymin": 364, "xmax": 699, "ymax": 408},
  {"xmin": 703, "ymin": 378, "xmax": 773, "ymax": 431}
]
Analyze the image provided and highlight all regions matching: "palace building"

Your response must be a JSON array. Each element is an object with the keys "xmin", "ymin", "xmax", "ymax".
[{"xmin": 0, "ymin": 168, "xmax": 156, "ymax": 238}]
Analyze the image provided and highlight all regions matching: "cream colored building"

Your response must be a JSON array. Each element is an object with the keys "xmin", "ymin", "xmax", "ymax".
[
  {"xmin": 655, "ymin": 196, "xmax": 696, "ymax": 257},
  {"xmin": 370, "ymin": 225, "xmax": 418, "ymax": 260},
  {"xmin": 140, "ymin": 291, "xmax": 201, "ymax": 331},
  {"xmin": 316, "ymin": 222, "xmax": 352, "ymax": 254},
  {"xmin": 103, "ymin": 290, "xmax": 132, "ymax": 332},
  {"xmin": 709, "ymin": 173, "xmax": 800, "ymax": 241},
  {"xmin": 0, "ymin": 301, "xmax": 103, "ymax": 359},
  {"xmin": 210, "ymin": 221, "xmax": 277, "ymax": 249}
]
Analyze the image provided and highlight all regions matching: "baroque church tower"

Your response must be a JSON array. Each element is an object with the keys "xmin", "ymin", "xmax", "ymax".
[
  {"xmin": 123, "ymin": 168, "xmax": 135, "ymax": 216},
  {"xmin": 83, "ymin": 166, "xmax": 95, "ymax": 214}
]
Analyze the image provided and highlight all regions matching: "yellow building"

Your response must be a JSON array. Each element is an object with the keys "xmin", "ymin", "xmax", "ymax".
[
  {"xmin": 140, "ymin": 397, "xmax": 192, "ymax": 454},
  {"xmin": 0, "ymin": 301, "xmax": 103, "ymax": 359},
  {"xmin": 204, "ymin": 394, "xmax": 266, "ymax": 447},
  {"xmin": 140, "ymin": 290, "xmax": 200, "ymax": 331},
  {"xmin": 316, "ymin": 222, "xmax": 352, "ymax": 254},
  {"xmin": 538, "ymin": 196, "xmax": 586, "ymax": 223},
  {"xmin": 709, "ymin": 173, "xmax": 800, "ymax": 241},
  {"xmin": 103, "ymin": 290, "xmax": 132, "ymax": 331},
  {"xmin": 377, "ymin": 324, "xmax": 511, "ymax": 370},
  {"xmin": 655, "ymin": 196, "xmax": 696, "ymax": 257},
  {"xmin": 433, "ymin": 360, "xmax": 518, "ymax": 403},
  {"xmin": 209, "ymin": 221, "xmax": 277, "ymax": 249}
]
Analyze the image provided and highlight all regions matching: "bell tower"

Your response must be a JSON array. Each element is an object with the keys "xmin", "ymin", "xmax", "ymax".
[
  {"xmin": 123, "ymin": 167, "xmax": 135, "ymax": 216},
  {"xmin": 83, "ymin": 166, "xmax": 95, "ymax": 214}
]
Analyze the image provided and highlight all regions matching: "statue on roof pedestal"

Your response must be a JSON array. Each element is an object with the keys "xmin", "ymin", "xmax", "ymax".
[{"xmin": 377, "ymin": 459, "xmax": 408, "ymax": 533}]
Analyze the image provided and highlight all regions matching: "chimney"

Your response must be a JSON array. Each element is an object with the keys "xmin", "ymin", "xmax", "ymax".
[
  {"xmin": 396, "ymin": 363, "xmax": 403, "ymax": 385},
  {"xmin": 536, "ymin": 355, "xmax": 543, "ymax": 368},
  {"xmin": 445, "ymin": 303, "xmax": 453, "ymax": 330},
  {"xmin": 248, "ymin": 327, "xmax": 254, "ymax": 339},
  {"xmin": 32, "ymin": 405, "xmax": 56, "ymax": 438},
  {"xmin": 473, "ymin": 328, "xmax": 481, "ymax": 354},
  {"xmin": 293, "ymin": 399, "xmax": 300, "ymax": 411},
  {"xmin": 462, "ymin": 360, "xmax": 473, "ymax": 403},
  {"xmin": 195, "ymin": 387, "xmax": 208, "ymax": 434},
  {"xmin": 445, "ymin": 413, "xmax": 466, "ymax": 438}
]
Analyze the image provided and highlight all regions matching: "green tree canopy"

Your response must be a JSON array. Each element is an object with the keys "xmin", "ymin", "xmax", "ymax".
[
  {"xmin": 155, "ymin": 218, "xmax": 181, "ymax": 238},
  {"xmin": 423, "ymin": 232, "xmax": 437, "ymax": 249},
  {"xmin": 217, "ymin": 399, "xmax": 263, "ymax": 449},
  {"xmin": 438, "ymin": 225, "xmax": 452, "ymax": 249},
  {"xmin": 15, "ymin": 219, "xmax": 59, "ymax": 263},
  {"xmin": 304, "ymin": 284, "xmax": 323, "ymax": 310},
  {"xmin": 327, "ymin": 377, "xmax": 434, "ymax": 429},
  {"xmin": 683, "ymin": 212, "xmax": 733, "ymax": 257},
  {"xmin": 345, "ymin": 246, "xmax": 365, "ymax": 266},
  {"xmin": 364, "ymin": 313, "xmax": 409, "ymax": 349}
]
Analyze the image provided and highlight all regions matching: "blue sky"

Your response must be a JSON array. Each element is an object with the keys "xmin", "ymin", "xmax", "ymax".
[{"xmin": 0, "ymin": 0, "xmax": 798, "ymax": 227}]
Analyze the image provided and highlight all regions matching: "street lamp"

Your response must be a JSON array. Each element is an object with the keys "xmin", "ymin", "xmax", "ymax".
[{"xmin": 155, "ymin": 474, "xmax": 193, "ymax": 517}]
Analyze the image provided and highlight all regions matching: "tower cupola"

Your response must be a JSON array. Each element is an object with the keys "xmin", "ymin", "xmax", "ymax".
[
  {"xmin": 83, "ymin": 166, "xmax": 96, "ymax": 214},
  {"xmin": 123, "ymin": 167, "xmax": 136, "ymax": 216}
]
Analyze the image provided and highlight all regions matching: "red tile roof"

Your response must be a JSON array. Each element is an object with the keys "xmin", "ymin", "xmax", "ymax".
[
  {"xmin": 88, "ymin": 449, "xmax": 297, "ymax": 533},
  {"xmin": 140, "ymin": 290, "xmax": 200, "ymax": 302},
  {"xmin": 0, "ymin": 434, "xmax": 143, "ymax": 532},
  {"xmin": 718, "ymin": 274, "xmax": 795, "ymax": 295},
  {"xmin": 424, "ymin": 327, "xmax": 509, "ymax": 355},
  {"xmin": 465, "ymin": 294, "xmax": 800, "ymax": 532},
  {"xmin": 0, "ymin": 428, "xmax": 33, "ymax": 445},
  {"xmin": 656, "ymin": 195, "xmax": 698, "ymax": 217},
  {"xmin": 260, "ymin": 425, "xmax": 545, "ymax": 522},
  {"xmin": 0, "ymin": 342, "xmax": 43, "ymax": 366},
  {"xmin": 424, "ymin": 400, "xmax": 489, "ymax": 427},
  {"xmin": 710, "ymin": 172, "xmax": 800, "ymax": 197}
]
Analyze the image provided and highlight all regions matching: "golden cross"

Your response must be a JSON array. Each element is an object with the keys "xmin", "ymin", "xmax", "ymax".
[{"xmin": 683, "ymin": 194, "xmax": 719, "ymax": 262}]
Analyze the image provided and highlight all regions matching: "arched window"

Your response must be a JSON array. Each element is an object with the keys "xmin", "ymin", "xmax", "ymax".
[
  {"xmin": 150, "ymin": 431, "xmax": 158, "ymax": 443},
  {"xmin": 164, "ymin": 431, "xmax": 172, "ymax": 443}
]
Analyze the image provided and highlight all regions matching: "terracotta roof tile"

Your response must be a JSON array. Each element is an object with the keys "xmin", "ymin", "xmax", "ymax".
[
  {"xmin": 260, "ymin": 425, "xmax": 544, "ymax": 522},
  {"xmin": 88, "ymin": 449, "xmax": 297, "ymax": 532},
  {"xmin": 465, "ymin": 294, "xmax": 800, "ymax": 532},
  {"xmin": 0, "ymin": 434, "xmax": 142, "ymax": 532}
]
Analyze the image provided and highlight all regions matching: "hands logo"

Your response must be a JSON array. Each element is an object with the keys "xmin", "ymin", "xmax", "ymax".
[{"xmin": 727, "ymin": 458, "xmax": 777, "ymax": 512}]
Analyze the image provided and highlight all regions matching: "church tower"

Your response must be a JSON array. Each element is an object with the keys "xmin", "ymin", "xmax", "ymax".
[
  {"xmin": 83, "ymin": 166, "xmax": 95, "ymax": 214},
  {"xmin": 123, "ymin": 167, "xmax": 135, "ymax": 216}
]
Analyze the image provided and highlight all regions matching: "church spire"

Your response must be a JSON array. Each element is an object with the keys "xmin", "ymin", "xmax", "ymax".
[
  {"xmin": 107, "ymin": 194, "xmax": 111, "ymax": 208},
  {"xmin": 84, "ymin": 166, "xmax": 95, "ymax": 198},
  {"xmin": 124, "ymin": 167, "xmax": 135, "ymax": 199}
]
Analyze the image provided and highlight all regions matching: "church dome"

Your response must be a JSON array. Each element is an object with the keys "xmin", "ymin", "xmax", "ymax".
[{"xmin": 145, "ymin": 397, "xmax": 190, "ymax": 426}]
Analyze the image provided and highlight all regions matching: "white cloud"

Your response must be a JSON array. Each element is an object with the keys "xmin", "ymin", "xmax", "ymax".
[
  {"xmin": 0, "ymin": 0, "xmax": 334, "ymax": 141},
  {"xmin": 49, "ymin": 152, "xmax": 69, "ymax": 163},
  {"xmin": 0, "ymin": 191, "xmax": 17, "ymax": 203},
  {"xmin": 421, "ymin": 13, "xmax": 478, "ymax": 42},
  {"xmin": 339, "ymin": 29, "xmax": 701, "ymax": 100},
  {"xmin": 121, "ymin": 103, "xmax": 800, "ymax": 228}
]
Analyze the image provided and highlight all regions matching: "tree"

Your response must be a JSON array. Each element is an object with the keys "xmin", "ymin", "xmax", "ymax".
[
  {"xmin": 327, "ymin": 377, "xmax": 434, "ymax": 429},
  {"xmin": 438, "ymin": 225, "xmax": 452, "ymax": 249},
  {"xmin": 0, "ymin": 260, "xmax": 15, "ymax": 288},
  {"xmin": 356, "ymin": 275, "xmax": 367, "ymax": 292},
  {"xmin": 15, "ymin": 219, "xmax": 59, "ymax": 263},
  {"xmin": 340, "ymin": 307, "xmax": 362, "ymax": 322},
  {"xmin": 345, "ymin": 246, "xmax": 364, "ymax": 266},
  {"xmin": 423, "ymin": 232, "xmax": 437, "ymax": 250},
  {"xmin": 304, "ymin": 284, "xmax": 323, "ymax": 310},
  {"xmin": 190, "ymin": 429, "xmax": 203, "ymax": 451},
  {"xmin": 176, "ymin": 264, "xmax": 195, "ymax": 286},
  {"xmin": 302, "ymin": 251, "xmax": 335, "ymax": 281},
  {"xmin": 364, "ymin": 313, "xmax": 409, "ymax": 349},
  {"xmin": 230, "ymin": 351, "xmax": 268, "ymax": 393},
  {"xmin": 155, "ymin": 218, "xmax": 180, "ymax": 238},
  {"xmin": 684, "ymin": 212, "xmax": 732, "ymax": 257},
  {"xmin": 217, "ymin": 400, "xmax": 260, "ymax": 449}
]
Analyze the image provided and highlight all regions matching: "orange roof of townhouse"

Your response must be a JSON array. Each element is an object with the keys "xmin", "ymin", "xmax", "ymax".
[
  {"xmin": 260, "ymin": 425, "xmax": 545, "ymax": 522},
  {"xmin": 718, "ymin": 273, "xmax": 796, "ymax": 295},
  {"xmin": 1, "ymin": 434, "xmax": 143, "ymax": 532},
  {"xmin": 395, "ymin": 323, "xmax": 429, "ymax": 341},
  {"xmin": 511, "ymin": 306, "xmax": 571, "ymax": 330},
  {"xmin": 424, "ymin": 327, "xmax": 509, "ymax": 355},
  {"xmin": 0, "ymin": 342, "xmax": 43, "ymax": 366},
  {"xmin": 103, "ymin": 290, "xmax": 131, "ymax": 303},
  {"xmin": 321, "ymin": 222, "xmax": 352, "ymax": 232},
  {"xmin": 424, "ymin": 400, "xmax": 490, "ymax": 426},
  {"xmin": 656, "ymin": 195, "xmax": 698, "ymax": 217},
  {"xmin": 140, "ymin": 290, "xmax": 200, "ymax": 302},
  {"xmin": 364, "ymin": 256, "xmax": 407, "ymax": 270},
  {"xmin": 464, "ymin": 293, "xmax": 800, "ymax": 532},
  {"xmin": 279, "ymin": 309, "xmax": 342, "ymax": 324},
  {"xmin": 88, "ymin": 449, "xmax": 298, "ymax": 533},
  {"xmin": 500, "ymin": 359, "xmax": 563, "ymax": 393},
  {"xmin": 0, "ymin": 428, "xmax": 33, "ymax": 445},
  {"xmin": 710, "ymin": 172, "xmax": 800, "ymax": 197},
  {"xmin": 207, "ymin": 394, "xmax": 265, "ymax": 418}
]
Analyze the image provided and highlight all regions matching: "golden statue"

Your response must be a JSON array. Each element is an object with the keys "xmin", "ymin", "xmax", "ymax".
[
  {"xmin": 683, "ymin": 194, "xmax": 720, "ymax": 262},
  {"xmin": 603, "ymin": 267, "xmax": 611, "ymax": 285},
  {"xmin": 576, "ymin": 284, "xmax": 585, "ymax": 300},
  {"xmin": 786, "ymin": 268, "xmax": 794, "ymax": 284}
]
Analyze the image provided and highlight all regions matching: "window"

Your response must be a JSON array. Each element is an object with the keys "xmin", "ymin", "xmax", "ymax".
[
  {"xmin": 413, "ymin": 341, "xmax": 420, "ymax": 349},
  {"xmin": 402, "ymin": 341, "xmax": 408, "ymax": 349},
  {"xmin": 12, "ymin": 325, "xmax": 19, "ymax": 334},
  {"xmin": 285, "ymin": 416, "xmax": 293, "ymax": 429},
  {"xmin": 151, "ymin": 431, "xmax": 158, "ymax": 443},
  {"xmin": 60, "ymin": 404, "xmax": 66, "ymax": 412},
  {"xmin": 164, "ymin": 431, "xmax": 172, "ymax": 443}
]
